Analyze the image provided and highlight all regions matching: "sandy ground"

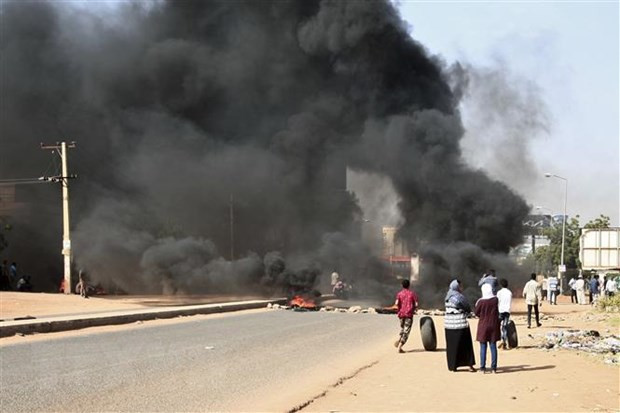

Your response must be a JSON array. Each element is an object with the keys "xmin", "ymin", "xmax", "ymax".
[
  {"xmin": 0, "ymin": 291, "xmax": 265, "ymax": 320},
  {"xmin": 1, "ymin": 292, "xmax": 618, "ymax": 412},
  {"xmin": 300, "ymin": 296, "xmax": 620, "ymax": 413}
]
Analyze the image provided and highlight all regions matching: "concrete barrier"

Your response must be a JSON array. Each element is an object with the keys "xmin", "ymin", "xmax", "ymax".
[{"xmin": 0, "ymin": 298, "xmax": 287, "ymax": 338}]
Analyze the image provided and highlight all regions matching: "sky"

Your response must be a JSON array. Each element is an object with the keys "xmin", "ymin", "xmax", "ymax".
[{"xmin": 398, "ymin": 0, "xmax": 619, "ymax": 226}]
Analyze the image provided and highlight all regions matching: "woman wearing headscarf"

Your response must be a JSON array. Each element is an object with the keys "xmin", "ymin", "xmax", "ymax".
[
  {"xmin": 475, "ymin": 283, "xmax": 501, "ymax": 373},
  {"xmin": 444, "ymin": 279, "xmax": 476, "ymax": 372}
]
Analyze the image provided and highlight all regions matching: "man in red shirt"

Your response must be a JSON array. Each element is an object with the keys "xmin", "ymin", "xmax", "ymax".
[{"xmin": 394, "ymin": 279, "xmax": 419, "ymax": 353}]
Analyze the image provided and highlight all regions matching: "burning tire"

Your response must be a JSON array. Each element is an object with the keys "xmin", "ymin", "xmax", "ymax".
[
  {"xmin": 419, "ymin": 316, "xmax": 437, "ymax": 351},
  {"xmin": 507, "ymin": 320, "xmax": 518, "ymax": 348}
]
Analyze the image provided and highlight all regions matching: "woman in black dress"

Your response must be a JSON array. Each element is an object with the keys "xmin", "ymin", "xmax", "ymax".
[{"xmin": 444, "ymin": 279, "xmax": 476, "ymax": 372}]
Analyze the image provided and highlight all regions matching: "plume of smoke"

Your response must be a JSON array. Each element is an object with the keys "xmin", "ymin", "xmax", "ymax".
[
  {"xmin": 418, "ymin": 243, "xmax": 528, "ymax": 307},
  {"xmin": 1, "ymin": 0, "xmax": 530, "ymax": 300},
  {"xmin": 452, "ymin": 61, "xmax": 551, "ymax": 198}
]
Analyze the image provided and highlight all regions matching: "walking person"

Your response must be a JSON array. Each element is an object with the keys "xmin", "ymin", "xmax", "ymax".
[
  {"xmin": 548, "ymin": 274, "xmax": 559, "ymax": 305},
  {"xmin": 542, "ymin": 276, "xmax": 548, "ymax": 302},
  {"xmin": 478, "ymin": 269, "xmax": 499, "ymax": 295},
  {"xmin": 394, "ymin": 279, "xmax": 418, "ymax": 353},
  {"xmin": 77, "ymin": 270, "xmax": 89, "ymax": 299},
  {"xmin": 589, "ymin": 274, "xmax": 600, "ymax": 305},
  {"xmin": 330, "ymin": 270, "xmax": 339, "ymax": 289},
  {"xmin": 9, "ymin": 262, "xmax": 18, "ymax": 289},
  {"xmin": 568, "ymin": 276, "xmax": 577, "ymax": 303},
  {"xmin": 496, "ymin": 278, "xmax": 512, "ymax": 350},
  {"xmin": 575, "ymin": 275, "xmax": 586, "ymax": 305},
  {"xmin": 475, "ymin": 284, "xmax": 501, "ymax": 373},
  {"xmin": 444, "ymin": 279, "xmax": 476, "ymax": 372},
  {"xmin": 523, "ymin": 273, "xmax": 542, "ymax": 328},
  {"xmin": 605, "ymin": 276, "xmax": 617, "ymax": 297}
]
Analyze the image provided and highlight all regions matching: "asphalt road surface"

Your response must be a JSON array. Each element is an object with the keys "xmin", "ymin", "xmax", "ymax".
[{"xmin": 1, "ymin": 309, "xmax": 396, "ymax": 412}]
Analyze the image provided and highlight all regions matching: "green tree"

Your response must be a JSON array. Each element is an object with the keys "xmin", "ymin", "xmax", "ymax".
[
  {"xmin": 539, "ymin": 215, "xmax": 582, "ymax": 270},
  {"xmin": 533, "ymin": 245, "xmax": 554, "ymax": 275},
  {"xmin": 584, "ymin": 214, "xmax": 611, "ymax": 229}
]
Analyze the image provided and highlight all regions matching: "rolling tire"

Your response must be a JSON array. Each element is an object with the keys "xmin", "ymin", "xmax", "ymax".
[
  {"xmin": 506, "ymin": 320, "xmax": 518, "ymax": 348},
  {"xmin": 419, "ymin": 316, "xmax": 437, "ymax": 351}
]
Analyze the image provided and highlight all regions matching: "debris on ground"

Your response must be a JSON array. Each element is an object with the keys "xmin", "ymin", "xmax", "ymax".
[
  {"xmin": 535, "ymin": 329, "xmax": 620, "ymax": 364},
  {"xmin": 418, "ymin": 309, "xmax": 445, "ymax": 316}
]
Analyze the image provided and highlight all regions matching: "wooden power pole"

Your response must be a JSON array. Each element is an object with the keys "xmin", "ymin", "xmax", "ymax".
[{"xmin": 41, "ymin": 141, "xmax": 76, "ymax": 294}]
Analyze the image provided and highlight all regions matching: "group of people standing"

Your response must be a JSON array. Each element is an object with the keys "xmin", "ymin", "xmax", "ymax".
[
  {"xmin": 394, "ymin": 270, "xmax": 515, "ymax": 374},
  {"xmin": 568, "ymin": 274, "xmax": 617, "ymax": 305}
]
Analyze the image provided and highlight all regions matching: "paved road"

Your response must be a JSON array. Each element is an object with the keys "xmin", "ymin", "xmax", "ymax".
[{"xmin": 1, "ymin": 309, "xmax": 396, "ymax": 412}]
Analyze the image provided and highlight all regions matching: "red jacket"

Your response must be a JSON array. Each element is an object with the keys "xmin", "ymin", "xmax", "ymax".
[
  {"xmin": 396, "ymin": 288, "xmax": 418, "ymax": 319},
  {"xmin": 475, "ymin": 297, "xmax": 501, "ymax": 342}
]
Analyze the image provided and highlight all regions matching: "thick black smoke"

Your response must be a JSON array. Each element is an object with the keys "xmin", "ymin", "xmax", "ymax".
[{"xmin": 0, "ymin": 0, "xmax": 529, "ymax": 301}]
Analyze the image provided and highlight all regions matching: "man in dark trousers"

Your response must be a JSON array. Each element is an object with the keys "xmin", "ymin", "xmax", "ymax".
[
  {"xmin": 523, "ymin": 273, "xmax": 542, "ymax": 328},
  {"xmin": 394, "ymin": 279, "xmax": 418, "ymax": 353}
]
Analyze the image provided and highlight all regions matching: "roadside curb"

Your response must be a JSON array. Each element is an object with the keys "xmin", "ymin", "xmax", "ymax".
[{"xmin": 0, "ymin": 298, "xmax": 287, "ymax": 338}]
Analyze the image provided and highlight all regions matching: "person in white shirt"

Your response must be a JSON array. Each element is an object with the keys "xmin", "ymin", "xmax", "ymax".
[
  {"xmin": 496, "ymin": 278, "xmax": 513, "ymax": 349},
  {"xmin": 542, "ymin": 277, "xmax": 548, "ymax": 302},
  {"xmin": 568, "ymin": 277, "xmax": 577, "ymax": 303},
  {"xmin": 575, "ymin": 275, "xmax": 586, "ymax": 305},
  {"xmin": 605, "ymin": 277, "xmax": 618, "ymax": 297},
  {"xmin": 331, "ymin": 271, "xmax": 340, "ymax": 287},
  {"xmin": 523, "ymin": 273, "xmax": 542, "ymax": 328}
]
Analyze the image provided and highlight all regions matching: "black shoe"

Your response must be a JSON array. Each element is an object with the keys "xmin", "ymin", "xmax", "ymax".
[{"xmin": 537, "ymin": 323, "xmax": 542, "ymax": 327}]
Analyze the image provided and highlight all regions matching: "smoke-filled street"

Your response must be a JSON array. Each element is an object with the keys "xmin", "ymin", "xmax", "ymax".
[
  {"xmin": 1, "ymin": 1, "xmax": 618, "ymax": 411},
  {"xmin": 0, "ymin": 0, "xmax": 531, "ymax": 302},
  {"xmin": 0, "ymin": 309, "xmax": 395, "ymax": 412}
]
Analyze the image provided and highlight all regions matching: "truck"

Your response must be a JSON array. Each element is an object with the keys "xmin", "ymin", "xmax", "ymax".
[{"xmin": 579, "ymin": 227, "xmax": 620, "ymax": 271}]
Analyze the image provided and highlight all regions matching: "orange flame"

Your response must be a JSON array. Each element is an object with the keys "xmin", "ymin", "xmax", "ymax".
[{"xmin": 289, "ymin": 295, "xmax": 316, "ymax": 309}]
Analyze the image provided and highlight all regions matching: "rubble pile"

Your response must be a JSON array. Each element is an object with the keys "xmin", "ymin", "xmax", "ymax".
[
  {"xmin": 418, "ymin": 309, "xmax": 445, "ymax": 316},
  {"xmin": 267, "ymin": 303, "xmax": 378, "ymax": 313},
  {"xmin": 539, "ymin": 329, "xmax": 620, "ymax": 364}
]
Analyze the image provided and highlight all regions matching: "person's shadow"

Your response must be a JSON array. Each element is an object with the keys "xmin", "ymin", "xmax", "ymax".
[
  {"xmin": 402, "ymin": 348, "xmax": 446, "ymax": 353},
  {"xmin": 498, "ymin": 364, "xmax": 555, "ymax": 373}
]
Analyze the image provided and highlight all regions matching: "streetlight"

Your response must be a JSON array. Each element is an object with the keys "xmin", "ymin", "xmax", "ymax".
[{"xmin": 544, "ymin": 173, "xmax": 568, "ymax": 282}]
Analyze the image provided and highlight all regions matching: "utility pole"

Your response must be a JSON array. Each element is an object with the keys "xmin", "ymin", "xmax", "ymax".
[
  {"xmin": 229, "ymin": 193, "xmax": 234, "ymax": 262},
  {"xmin": 41, "ymin": 141, "xmax": 76, "ymax": 294}
]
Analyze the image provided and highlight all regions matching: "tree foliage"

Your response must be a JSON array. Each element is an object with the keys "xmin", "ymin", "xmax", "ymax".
[
  {"xmin": 584, "ymin": 214, "xmax": 611, "ymax": 229},
  {"xmin": 539, "ymin": 216, "xmax": 582, "ymax": 270},
  {"xmin": 533, "ymin": 214, "xmax": 612, "ymax": 273}
]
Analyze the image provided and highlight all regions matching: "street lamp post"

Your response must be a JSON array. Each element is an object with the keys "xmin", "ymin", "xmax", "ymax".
[{"xmin": 545, "ymin": 173, "xmax": 568, "ymax": 288}]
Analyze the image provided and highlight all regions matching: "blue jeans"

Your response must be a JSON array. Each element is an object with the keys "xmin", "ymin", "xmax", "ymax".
[
  {"xmin": 480, "ymin": 341, "xmax": 497, "ymax": 370},
  {"xmin": 499, "ymin": 312, "xmax": 510, "ymax": 344}
]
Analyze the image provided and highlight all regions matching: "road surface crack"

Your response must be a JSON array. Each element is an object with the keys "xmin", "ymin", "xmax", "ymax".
[{"xmin": 287, "ymin": 360, "xmax": 379, "ymax": 412}]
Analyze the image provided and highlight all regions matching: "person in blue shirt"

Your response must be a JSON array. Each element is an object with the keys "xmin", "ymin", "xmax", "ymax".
[
  {"xmin": 9, "ymin": 262, "xmax": 17, "ymax": 289},
  {"xmin": 478, "ymin": 269, "xmax": 499, "ymax": 295},
  {"xmin": 589, "ymin": 275, "xmax": 600, "ymax": 304},
  {"xmin": 547, "ymin": 275, "xmax": 559, "ymax": 305}
]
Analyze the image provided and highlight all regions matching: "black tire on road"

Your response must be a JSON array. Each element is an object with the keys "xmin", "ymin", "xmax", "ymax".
[
  {"xmin": 419, "ymin": 316, "xmax": 437, "ymax": 351},
  {"xmin": 507, "ymin": 320, "xmax": 518, "ymax": 348}
]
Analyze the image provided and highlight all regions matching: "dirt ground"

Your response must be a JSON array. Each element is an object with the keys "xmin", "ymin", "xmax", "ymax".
[
  {"xmin": 1, "ymin": 292, "xmax": 618, "ymax": 412},
  {"xmin": 300, "ymin": 295, "xmax": 620, "ymax": 413},
  {"xmin": 0, "ymin": 291, "xmax": 265, "ymax": 320}
]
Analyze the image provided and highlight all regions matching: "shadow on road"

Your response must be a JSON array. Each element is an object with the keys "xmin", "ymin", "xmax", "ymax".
[
  {"xmin": 401, "ymin": 348, "xmax": 446, "ymax": 353},
  {"xmin": 498, "ymin": 364, "xmax": 555, "ymax": 373}
]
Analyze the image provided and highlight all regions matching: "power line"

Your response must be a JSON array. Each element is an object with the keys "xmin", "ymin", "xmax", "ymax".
[{"xmin": 0, "ymin": 177, "xmax": 52, "ymax": 186}]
